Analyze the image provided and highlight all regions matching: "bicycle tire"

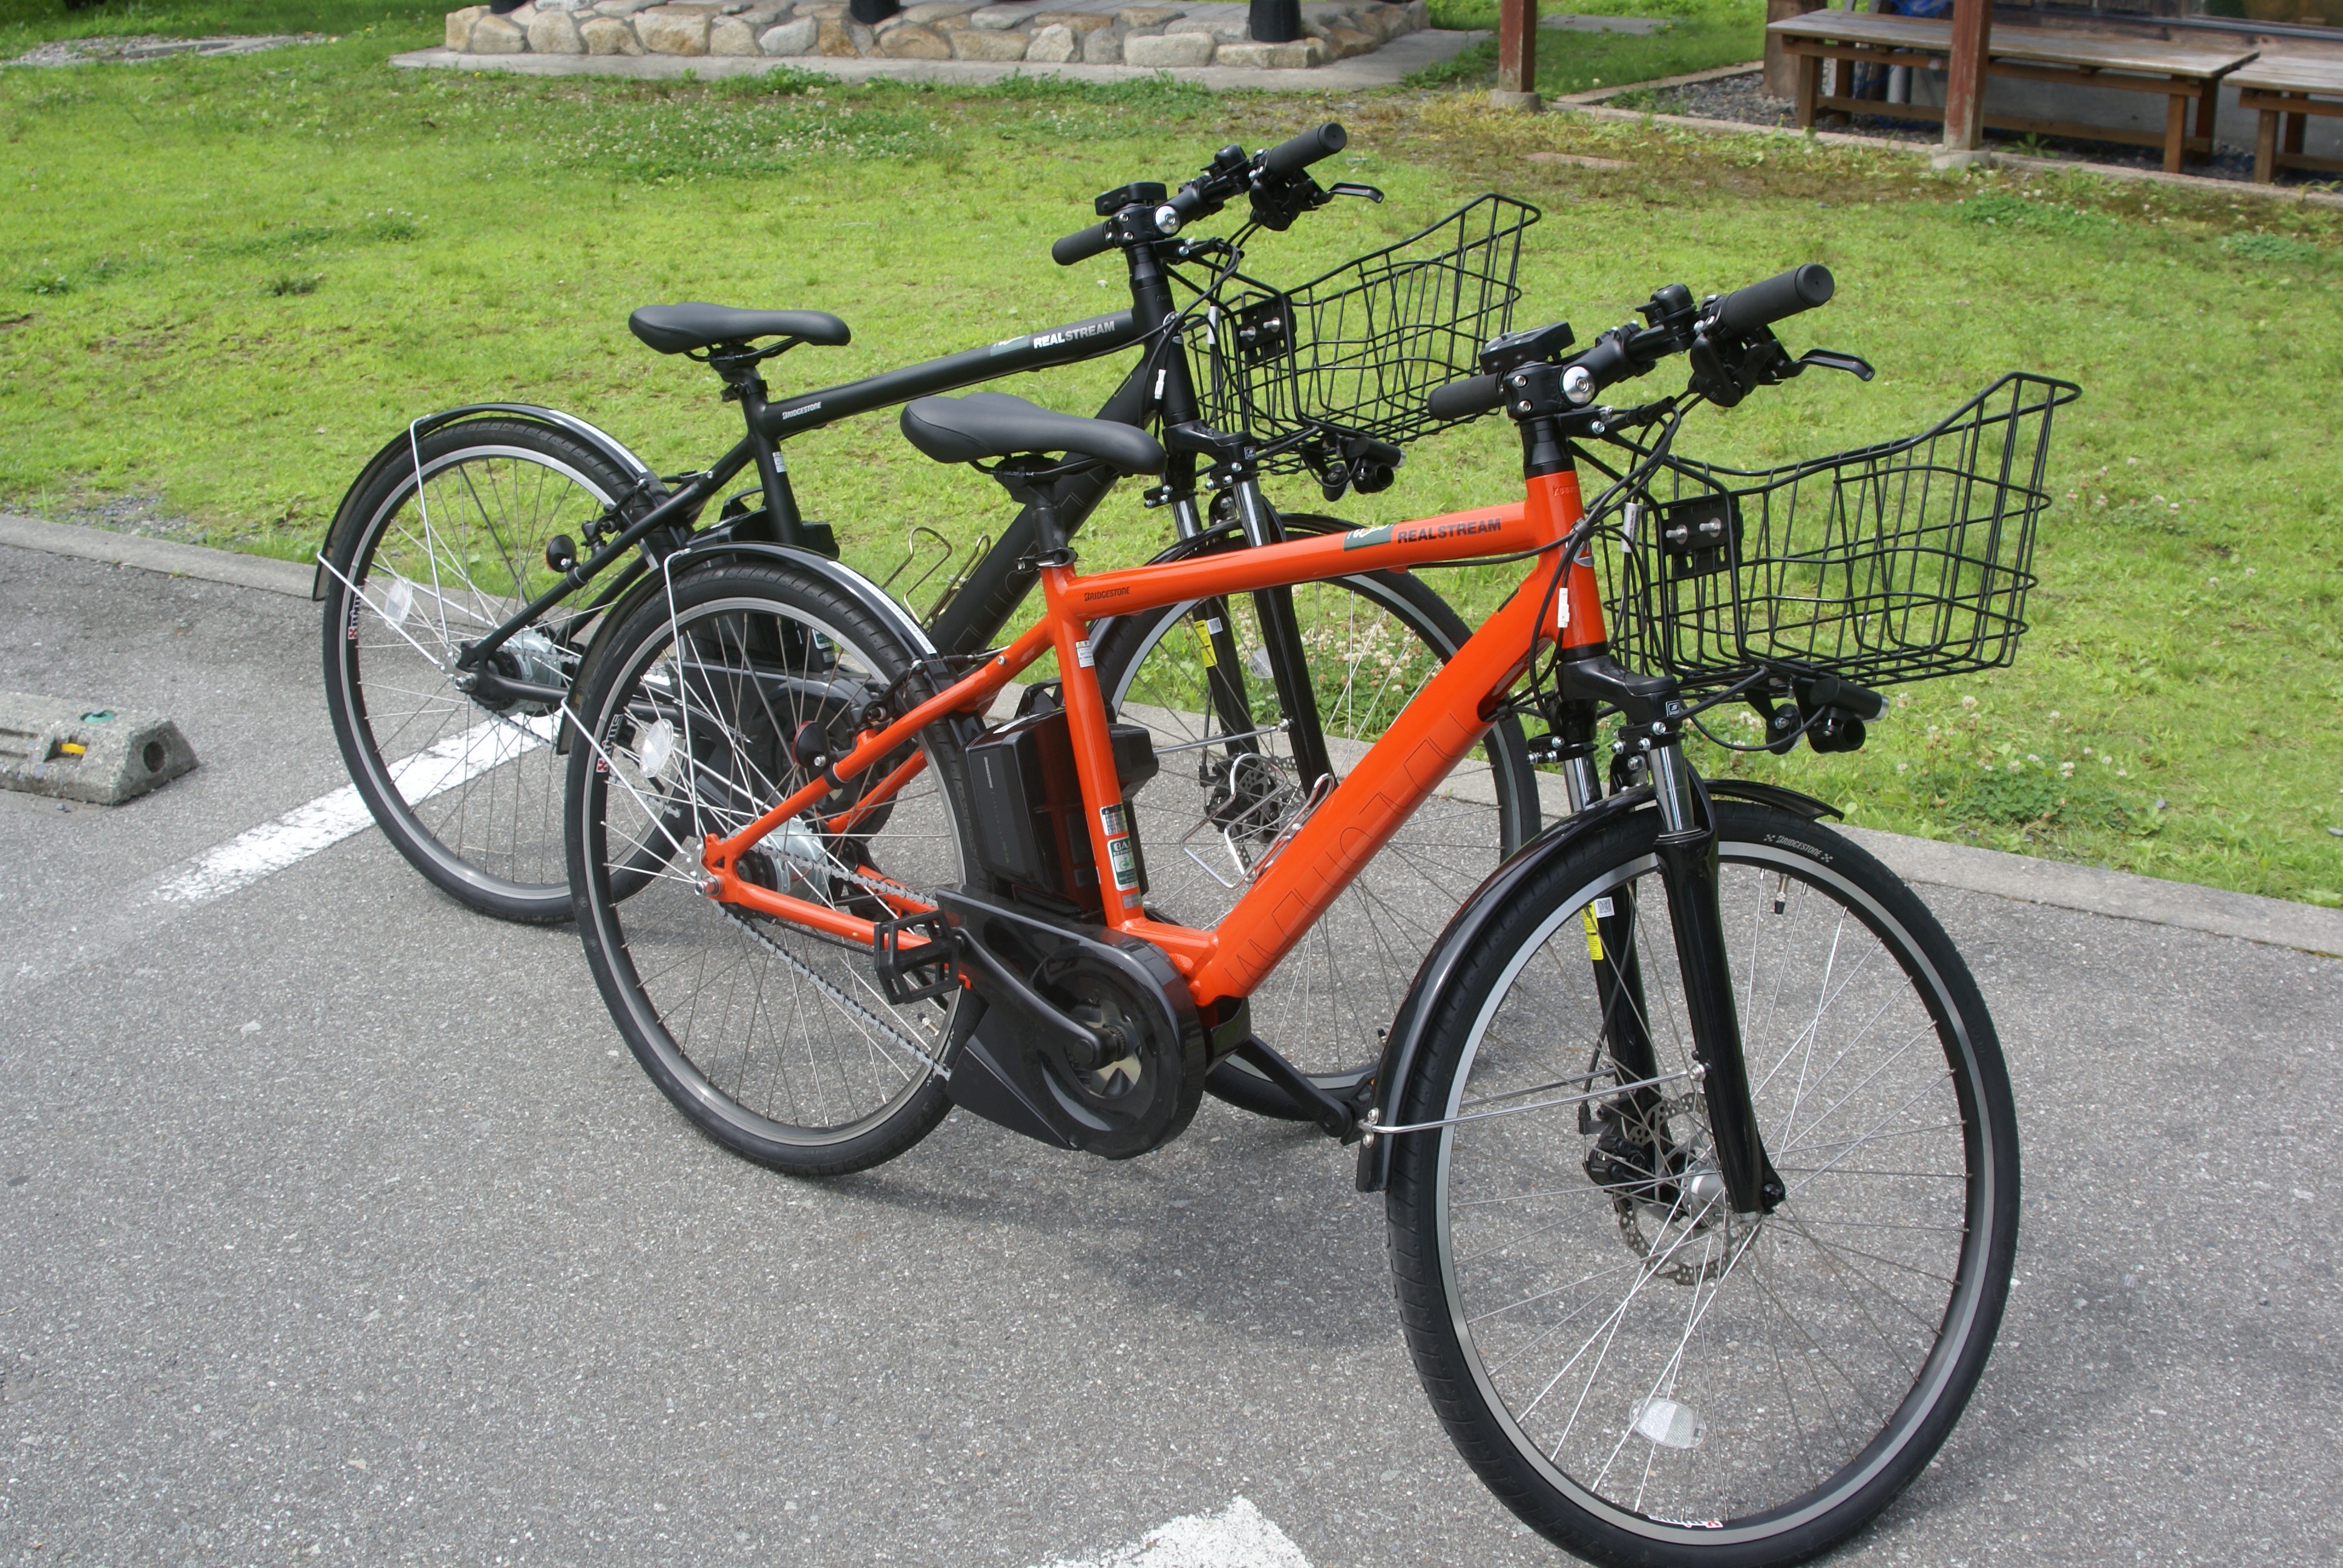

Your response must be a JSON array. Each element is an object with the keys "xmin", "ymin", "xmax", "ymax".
[
  {"xmin": 1090, "ymin": 524, "xmax": 1539, "ymax": 1119},
  {"xmin": 1386, "ymin": 800, "xmax": 2018, "ymax": 1567},
  {"xmin": 565, "ymin": 560, "xmax": 974, "ymax": 1177},
  {"xmin": 321, "ymin": 417, "xmax": 632, "ymax": 923}
]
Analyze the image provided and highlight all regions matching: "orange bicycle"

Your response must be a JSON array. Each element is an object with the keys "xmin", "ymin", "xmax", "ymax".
[{"xmin": 562, "ymin": 239, "xmax": 2068, "ymax": 1561}]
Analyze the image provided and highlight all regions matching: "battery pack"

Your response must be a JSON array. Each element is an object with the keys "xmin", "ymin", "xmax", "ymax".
[{"xmin": 966, "ymin": 707, "xmax": 1157, "ymax": 912}]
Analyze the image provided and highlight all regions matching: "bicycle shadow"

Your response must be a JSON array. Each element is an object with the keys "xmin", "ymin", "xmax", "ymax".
[{"xmin": 801, "ymin": 1097, "xmax": 1398, "ymax": 1356}]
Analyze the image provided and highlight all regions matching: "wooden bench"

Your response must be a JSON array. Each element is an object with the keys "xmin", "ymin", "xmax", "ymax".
[
  {"xmin": 1767, "ymin": 11, "xmax": 2259, "ymax": 173},
  {"xmin": 2229, "ymin": 55, "xmax": 2343, "ymax": 183}
]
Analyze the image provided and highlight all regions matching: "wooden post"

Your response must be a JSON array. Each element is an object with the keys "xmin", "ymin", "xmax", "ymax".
[
  {"xmin": 1494, "ymin": 0, "xmax": 1541, "ymax": 111},
  {"xmin": 1765, "ymin": 0, "xmax": 1826, "ymax": 100},
  {"xmin": 1942, "ymin": 0, "xmax": 1991, "ymax": 151}
]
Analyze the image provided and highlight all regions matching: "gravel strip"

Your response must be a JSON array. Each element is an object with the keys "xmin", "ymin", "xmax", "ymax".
[
  {"xmin": 7, "ymin": 33, "xmax": 323, "ymax": 67},
  {"xmin": 1608, "ymin": 68, "xmax": 2317, "ymax": 187}
]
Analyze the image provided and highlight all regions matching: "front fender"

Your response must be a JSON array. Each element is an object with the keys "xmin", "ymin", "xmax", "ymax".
[
  {"xmin": 1353, "ymin": 784, "xmax": 1655, "ymax": 1194},
  {"xmin": 311, "ymin": 404, "xmax": 660, "ymax": 600}
]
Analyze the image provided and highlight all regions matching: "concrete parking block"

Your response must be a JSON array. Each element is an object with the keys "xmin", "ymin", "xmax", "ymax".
[{"xmin": 0, "ymin": 689, "xmax": 196, "ymax": 805}]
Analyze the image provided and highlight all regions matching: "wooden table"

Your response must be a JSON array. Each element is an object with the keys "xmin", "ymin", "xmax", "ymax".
[
  {"xmin": 1767, "ymin": 11, "xmax": 2259, "ymax": 172},
  {"xmin": 2229, "ymin": 54, "xmax": 2343, "ymax": 183}
]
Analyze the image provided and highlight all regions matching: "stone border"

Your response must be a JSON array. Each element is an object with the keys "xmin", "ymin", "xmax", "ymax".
[
  {"xmin": 395, "ymin": 21, "xmax": 1480, "ymax": 84},
  {"xmin": 0, "ymin": 513, "xmax": 313, "ymax": 598},
  {"xmin": 7, "ymin": 512, "xmax": 2335, "ymax": 956},
  {"xmin": 1844, "ymin": 826, "xmax": 2343, "ymax": 958},
  {"xmin": 445, "ymin": 0, "xmax": 1425, "ymax": 71}
]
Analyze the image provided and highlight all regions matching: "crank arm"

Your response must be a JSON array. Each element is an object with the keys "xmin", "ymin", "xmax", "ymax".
[{"xmin": 1229, "ymin": 1035, "xmax": 1361, "ymax": 1142}]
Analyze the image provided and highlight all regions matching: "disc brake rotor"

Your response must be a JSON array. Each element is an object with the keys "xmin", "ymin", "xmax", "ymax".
[{"xmin": 1599, "ymin": 1092, "xmax": 1738, "ymax": 1287}]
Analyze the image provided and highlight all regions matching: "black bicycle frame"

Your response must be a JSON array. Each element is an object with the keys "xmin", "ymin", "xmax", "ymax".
[
  {"xmin": 454, "ymin": 217, "xmax": 1344, "ymax": 809},
  {"xmin": 449, "ymin": 305, "xmax": 1150, "ymax": 680}
]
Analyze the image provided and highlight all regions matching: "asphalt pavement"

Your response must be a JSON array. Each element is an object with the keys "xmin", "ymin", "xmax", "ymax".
[{"xmin": 2, "ymin": 538, "xmax": 2339, "ymax": 1567}]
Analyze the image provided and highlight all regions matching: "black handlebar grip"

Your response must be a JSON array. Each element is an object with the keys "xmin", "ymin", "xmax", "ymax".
[
  {"xmin": 1052, "ymin": 221, "xmax": 1114, "ymax": 267},
  {"xmin": 1262, "ymin": 123, "xmax": 1348, "ymax": 180},
  {"xmin": 1427, "ymin": 373, "xmax": 1503, "ymax": 422},
  {"xmin": 1714, "ymin": 264, "xmax": 1835, "ymax": 337}
]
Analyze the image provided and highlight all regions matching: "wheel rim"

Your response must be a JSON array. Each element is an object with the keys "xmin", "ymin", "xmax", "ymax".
[
  {"xmin": 1106, "ymin": 575, "xmax": 1525, "ymax": 1080},
  {"xmin": 583, "ymin": 593, "xmax": 965, "ymax": 1146},
  {"xmin": 1431, "ymin": 844, "xmax": 1999, "ymax": 1544},
  {"xmin": 338, "ymin": 444, "xmax": 613, "ymax": 900}
]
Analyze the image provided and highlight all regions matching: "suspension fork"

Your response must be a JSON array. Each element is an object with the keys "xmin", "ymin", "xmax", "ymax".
[
  {"xmin": 1553, "ymin": 704, "xmax": 1666, "ymax": 1131},
  {"xmin": 1554, "ymin": 658, "xmax": 1781, "ymax": 1216},
  {"xmin": 1648, "ymin": 733, "xmax": 1783, "ymax": 1216},
  {"xmin": 1229, "ymin": 477, "xmax": 1335, "ymax": 791}
]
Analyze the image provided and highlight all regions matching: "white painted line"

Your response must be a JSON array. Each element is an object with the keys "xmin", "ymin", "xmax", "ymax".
[
  {"xmin": 152, "ymin": 716, "xmax": 552, "ymax": 906},
  {"xmin": 1032, "ymin": 1497, "xmax": 1311, "ymax": 1568}
]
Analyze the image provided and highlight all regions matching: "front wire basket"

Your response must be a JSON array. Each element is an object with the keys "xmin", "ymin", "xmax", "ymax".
[
  {"xmin": 1605, "ymin": 373, "xmax": 2082, "ymax": 694},
  {"xmin": 1197, "ymin": 194, "xmax": 1539, "ymax": 474}
]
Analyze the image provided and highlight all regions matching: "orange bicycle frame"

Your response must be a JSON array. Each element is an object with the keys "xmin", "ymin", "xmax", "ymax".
[{"xmin": 698, "ymin": 465, "xmax": 1607, "ymax": 1016}]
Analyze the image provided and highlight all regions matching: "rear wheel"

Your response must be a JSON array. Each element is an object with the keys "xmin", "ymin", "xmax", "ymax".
[
  {"xmin": 1386, "ymin": 802, "xmax": 2018, "ymax": 1566},
  {"xmin": 565, "ymin": 561, "xmax": 972, "ymax": 1177},
  {"xmin": 1091, "ymin": 524, "xmax": 1539, "ymax": 1117},
  {"xmin": 321, "ymin": 418, "xmax": 634, "ymax": 923}
]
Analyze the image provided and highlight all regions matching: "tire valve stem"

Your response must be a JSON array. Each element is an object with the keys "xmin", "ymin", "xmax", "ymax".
[{"xmin": 1772, "ymin": 871, "xmax": 1790, "ymax": 916}]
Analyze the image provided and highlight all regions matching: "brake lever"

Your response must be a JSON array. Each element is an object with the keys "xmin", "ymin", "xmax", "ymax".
[
  {"xmin": 1325, "ymin": 181, "xmax": 1385, "ymax": 203},
  {"xmin": 1796, "ymin": 347, "xmax": 1876, "ymax": 382}
]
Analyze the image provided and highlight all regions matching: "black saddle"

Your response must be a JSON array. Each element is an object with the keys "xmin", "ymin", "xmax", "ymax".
[
  {"xmin": 628, "ymin": 304, "xmax": 850, "ymax": 355},
  {"xmin": 900, "ymin": 393, "xmax": 1165, "ymax": 477}
]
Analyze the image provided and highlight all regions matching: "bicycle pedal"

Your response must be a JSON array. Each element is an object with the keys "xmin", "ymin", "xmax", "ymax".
[{"xmin": 872, "ymin": 910, "xmax": 959, "ymax": 1006}]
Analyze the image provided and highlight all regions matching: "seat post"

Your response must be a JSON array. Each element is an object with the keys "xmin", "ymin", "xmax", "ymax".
[{"xmin": 721, "ymin": 358, "xmax": 807, "ymax": 547}]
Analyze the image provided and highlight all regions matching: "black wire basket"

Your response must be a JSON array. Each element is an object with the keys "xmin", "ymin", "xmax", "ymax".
[
  {"xmin": 1198, "ymin": 194, "xmax": 1539, "ymax": 473},
  {"xmin": 1606, "ymin": 373, "xmax": 2082, "ymax": 693}
]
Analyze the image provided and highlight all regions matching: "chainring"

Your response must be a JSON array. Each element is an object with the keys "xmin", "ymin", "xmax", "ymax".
[{"xmin": 1027, "ymin": 947, "xmax": 1204, "ymax": 1160}]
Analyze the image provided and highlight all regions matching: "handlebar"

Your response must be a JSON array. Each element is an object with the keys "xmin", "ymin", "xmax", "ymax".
[
  {"xmin": 1712, "ymin": 264, "xmax": 1834, "ymax": 338},
  {"xmin": 1050, "ymin": 123, "xmax": 1350, "ymax": 266},
  {"xmin": 1424, "ymin": 262, "xmax": 1840, "ymax": 422},
  {"xmin": 1262, "ymin": 122, "xmax": 1347, "ymax": 179},
  {"xmin": 1051, "ymin": 221, "xmax": 1114, "ymax": 267}
]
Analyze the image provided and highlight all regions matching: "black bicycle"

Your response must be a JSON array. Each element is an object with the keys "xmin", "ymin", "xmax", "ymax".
[{"xmin": 316, "ymin": 125, "xmax": 1540, "ymax": 1110}]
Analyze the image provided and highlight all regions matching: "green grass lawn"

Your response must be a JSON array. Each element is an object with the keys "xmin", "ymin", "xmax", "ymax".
[
  {"xmin": 1417, "ymin": 0, "xmax": 1764, "ymax": 99},
  {"xmin": 1, "ymin": 30, "xmax": 2339, "ymax": 905}
]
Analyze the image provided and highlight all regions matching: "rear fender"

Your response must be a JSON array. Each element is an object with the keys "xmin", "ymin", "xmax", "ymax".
[
  {"xmin": 1353, "ymin": 785, "xmax": 1654, "ymax": 1194},
  {"xmin": 312, "ymin": 405, "xmax": 660, "ymax": 600},
  {"xmin": 555, "ymin": 521, "xmax": 878, "ymax": 754}
]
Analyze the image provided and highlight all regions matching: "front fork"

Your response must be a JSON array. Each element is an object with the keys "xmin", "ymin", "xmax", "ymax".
[
  {"xmin": 1554, "ymin": 673, "xmax": 1783, "ymax": 1217},
  {"xmin": 1650, "ymin": 739, "xmax": 1784, "ymax": 1215}
]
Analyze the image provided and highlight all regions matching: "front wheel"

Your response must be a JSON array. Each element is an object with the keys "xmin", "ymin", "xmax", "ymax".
[{"xmin": 1386, "ymin": 802, "xmax": 2017, "ymax": 1567}]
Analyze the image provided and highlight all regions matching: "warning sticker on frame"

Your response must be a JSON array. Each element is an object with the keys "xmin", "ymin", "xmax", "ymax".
[
  {"xmin": 1075, "ymin": 639, "xmax": 1095, "ymax": 668},
  {"xmin": 1100, "ymin": 805, "xmax": 1141, "ymax": 893}
]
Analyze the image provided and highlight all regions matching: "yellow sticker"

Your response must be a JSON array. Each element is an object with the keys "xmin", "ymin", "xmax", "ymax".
[
  {"xmin": 1191, "ymin": 617, "xmax": 1217, "ymax": 668},
  {"xmin": 1581, "ymin": 905, "xmax": 1604, "ymax": 962}
]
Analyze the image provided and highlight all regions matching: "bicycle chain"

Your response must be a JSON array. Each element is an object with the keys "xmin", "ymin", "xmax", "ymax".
[{"xmin": 715, "ymin": 904, "xmax": 953, "ymax": 1080}]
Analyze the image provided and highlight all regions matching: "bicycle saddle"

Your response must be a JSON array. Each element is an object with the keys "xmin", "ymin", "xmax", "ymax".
[
  {"xmin": 900, "ymin": 393, "xmax": 1165, "ymax": 476},
  {"xmin": 628, "ymin": 304, "xmax": 851, "ymax": 354}
]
